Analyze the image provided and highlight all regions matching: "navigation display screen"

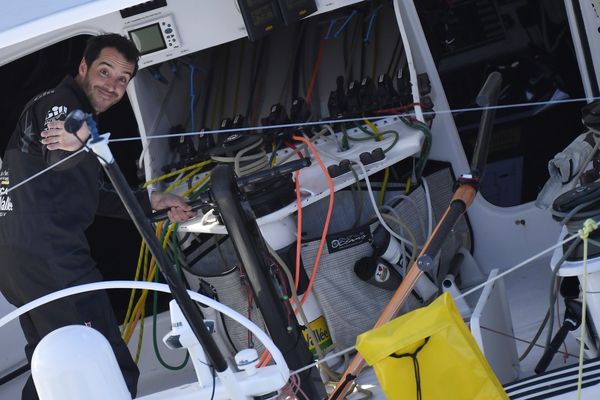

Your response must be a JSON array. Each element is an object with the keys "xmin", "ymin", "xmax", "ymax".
[{"xmin": 129, "ymin": 23, "xmax": 166, "ymax": 55}]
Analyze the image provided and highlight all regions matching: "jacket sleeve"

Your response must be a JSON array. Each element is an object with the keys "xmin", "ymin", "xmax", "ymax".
[{"xmin": 96, "ymin": 173, "xmax": 153, "ymax": 219}]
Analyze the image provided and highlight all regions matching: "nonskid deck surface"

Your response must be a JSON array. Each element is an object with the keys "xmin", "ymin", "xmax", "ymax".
[{"xmin": 504, "ymin": 358, "xmax": 600, "ymax": 399}]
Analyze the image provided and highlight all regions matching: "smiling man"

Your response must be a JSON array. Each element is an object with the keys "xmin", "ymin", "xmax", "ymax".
[{"xmin": 0, "ymin": 34, "xmax": 194, "ymax": 399}]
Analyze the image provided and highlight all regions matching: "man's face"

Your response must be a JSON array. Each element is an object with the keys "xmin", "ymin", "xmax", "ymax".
[{"xmin": 77, "ymin": 47, "xmax": 135, "ymax": 114}]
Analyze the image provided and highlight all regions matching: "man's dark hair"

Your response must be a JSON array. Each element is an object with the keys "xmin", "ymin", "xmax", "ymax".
[{"xmin": 83, "ymin": 33, "xmax": 140, "ymax": 78}]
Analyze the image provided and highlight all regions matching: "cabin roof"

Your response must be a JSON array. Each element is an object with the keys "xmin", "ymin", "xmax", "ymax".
[{"xmin": 0, "ymin": 0, "xmax": 146, "ymax": 49}]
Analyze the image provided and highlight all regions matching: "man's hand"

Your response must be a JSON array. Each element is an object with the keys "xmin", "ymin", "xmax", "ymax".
[
  {"xmin": 150, "ymin": 191, "xmax": 196, "ymax": 223},
  {"xmin": 41, "ymin": 120, "xmax": 90, "ymax": 151}
]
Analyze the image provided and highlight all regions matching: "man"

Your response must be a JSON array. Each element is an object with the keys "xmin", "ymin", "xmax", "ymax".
[{"xmin": 0, "ymin": 34, "xmax": 195, "ymax": 399}]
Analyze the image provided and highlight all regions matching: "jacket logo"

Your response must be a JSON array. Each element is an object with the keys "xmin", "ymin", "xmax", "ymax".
[
  {"xmin": 0, "ymin": 168, "xmax": 12, "ymax": 217},
  {"xmin": 44, "ymin": 105, "xmax": 68, "ymax": 128}
]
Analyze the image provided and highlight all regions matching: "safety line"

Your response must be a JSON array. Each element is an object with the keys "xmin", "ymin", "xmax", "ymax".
[
  {"xmin": 457, "ymin": 233, "xmax": 579, "ymax": 301},
  {"xmin": 5, "ymin": 147, "xmax": 87, "ymax": 194},
  {"xmin": 107, "ymin": 96, "xmax": 600, "ymax": 144}
]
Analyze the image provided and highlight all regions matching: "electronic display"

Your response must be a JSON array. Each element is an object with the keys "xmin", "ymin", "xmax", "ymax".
[
  {"xmin": 237, "ymin": 0, "xmax": 283, "ymax": 41},
  {"xmin": 129, "ymin": 23, "xmax": 167, "ymax": 55}
]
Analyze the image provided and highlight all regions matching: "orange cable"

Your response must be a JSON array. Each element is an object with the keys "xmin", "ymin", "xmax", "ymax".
[
  {"xmin": 259, "ymin": 138, "xmax": 335, "ymax": 367},
  {"xmin": 294, "ymin": 169, "xmax": 303, "ymax": 288},
  {"xmin": 291, "ymin": 135, "xmax": 335, "ymax": 306}
]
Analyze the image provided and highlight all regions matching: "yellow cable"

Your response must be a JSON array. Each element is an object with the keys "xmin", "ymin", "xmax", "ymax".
[
  {"xmin": 363, "ymin": 118, "xmax": 383, "ymax": 141},
  {"xmin": 182, "ymin": 173, "xmax": 211, "ymax": 198},
  {"xmin": 135, "ymin": 305, "xmax": 146, "ymax": 364},
  {"xmin": 363, "ymin": 118, "xmax": 389, "ymax": 205},
  {"xmin": 143, "ymin": 160, "xmax": 212, "ymax": 188},
  {"xmin": 124, "ymin": 223, "xmax": 178, "ymax": 342},
  {"xmin": 124, "ymin": 299, "xmax": 145, "ymax": 343},
  {"xmin": 122, "ymin": 222, "xmax": 162, "ymax": 336},
  {"xmin": 577, "ymin": 219, "xmax": 598, "ymax": 399},
  {"xmin": 166, "ymin": 166, "xmax": 205, "ymax": 193},
  {"xmin": 122, "ymin": 241, "xmax": 146, "ymax": 336},
  {"xmin": 125, "ymin": 163, "xmax": 211, "ymax": 345}
]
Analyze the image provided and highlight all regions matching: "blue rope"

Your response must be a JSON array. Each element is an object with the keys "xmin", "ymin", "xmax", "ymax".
[{"xmin": 364, "ymin": 4, "xmax": 384, "ymax": 43}]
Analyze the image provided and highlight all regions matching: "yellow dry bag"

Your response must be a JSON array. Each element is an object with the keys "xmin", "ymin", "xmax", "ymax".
[{"xmin": 356, "ymin": 292, "xmax": 508, "ymax": 399}]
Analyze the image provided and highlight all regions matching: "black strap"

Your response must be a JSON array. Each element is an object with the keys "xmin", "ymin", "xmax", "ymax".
[{"xmin": 390, "ymin": 337, "xmax": 430, "ymax": 400}]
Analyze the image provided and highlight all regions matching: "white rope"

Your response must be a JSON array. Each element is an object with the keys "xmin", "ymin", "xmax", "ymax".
[
  {"xmin": 108, "ymin": 96, "xmax": 600, "ymax": 144},
  {"xmin": 457, "ymin": 233, "xmax": 579, "ymax": 300},
  {"xmin": 6, "ymin": 147, "xmax": 87, "ymax": 194}
]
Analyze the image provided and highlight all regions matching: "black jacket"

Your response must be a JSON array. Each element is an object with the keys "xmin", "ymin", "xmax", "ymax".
[{"xmin": 0, "ymin": 75, "xmax": 149, "ymax": 282}]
